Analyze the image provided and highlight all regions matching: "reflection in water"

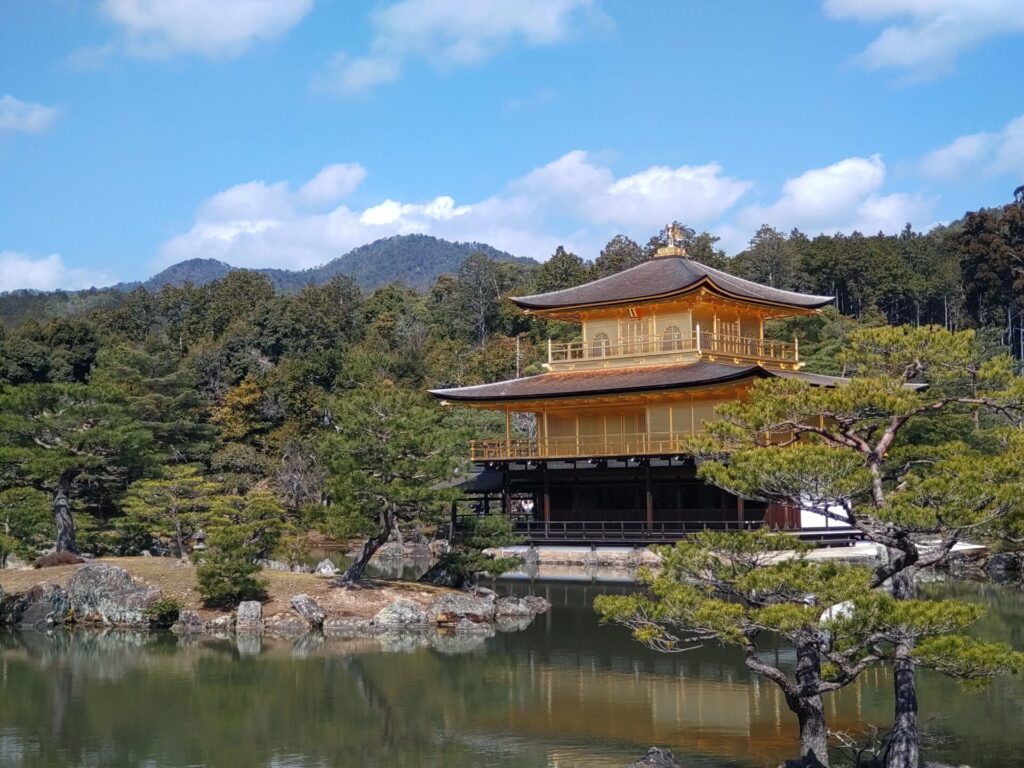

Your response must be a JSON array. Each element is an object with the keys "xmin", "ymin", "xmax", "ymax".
[{"xmin": 0, "ymin": 582, "xmax": 1021, "ymax": 767}]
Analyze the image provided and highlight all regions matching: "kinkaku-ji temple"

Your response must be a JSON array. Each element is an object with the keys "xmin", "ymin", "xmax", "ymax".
[{"xmin": 430, "ymin": 226, "xmax": 851, "ymax": 545}]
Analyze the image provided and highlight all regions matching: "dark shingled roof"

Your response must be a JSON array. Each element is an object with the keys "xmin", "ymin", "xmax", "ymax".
[
  {"xmin": 430, "ymin": 362, "xmax": 853, "ymax": 403},
  {"xmin": 510, "ymin": 255, "xmax": 834, "ymax": 311}
]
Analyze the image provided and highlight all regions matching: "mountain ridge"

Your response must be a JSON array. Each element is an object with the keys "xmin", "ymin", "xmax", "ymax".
[{"xmin": 0, "ymin": 234, "xmax": 536, "ymax": 327}]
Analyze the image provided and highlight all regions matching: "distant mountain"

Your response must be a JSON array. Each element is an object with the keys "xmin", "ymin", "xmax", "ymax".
[
  {"xmin": 133, "ymin": 234, "xmax": 529, "ymax": 293},
  {"xmin": 261, "ymin": 234, "xmax": 530, "ymax": 292},
  {"xmin": 142, "ymin": 258, "xmax": 235, "ymax": 290},
  {"xmin": 0, "ymin": 235, "xmax": 536, "ymax": 327}
]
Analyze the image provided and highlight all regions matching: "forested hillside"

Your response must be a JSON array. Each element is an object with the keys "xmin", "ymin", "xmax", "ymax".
[
  {"xmin": 0, "ymin": 235, "xmax": 527, "ymax": 328},
  {"xmin": 2, "ymin": 196, "xmax": 1024, "ymax": 563}
]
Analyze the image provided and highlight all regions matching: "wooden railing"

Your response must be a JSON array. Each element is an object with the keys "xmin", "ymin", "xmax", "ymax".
[
  {"xmin": 470, "ymin": 431, "xmax": 694, "ymax": 461},
  {"xmin": 548, "ymin": 330, "xmax": 797, "ymax": 366},
  {"xmin": 455, "ymin": 516, "xmax": 865, "ymax": 545},
  {"xmin": 510, "ymin": 519, "xmax": 765, "ymax": 542}
]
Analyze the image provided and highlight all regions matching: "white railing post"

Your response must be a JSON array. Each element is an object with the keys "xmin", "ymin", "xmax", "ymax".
[
  {"xmin": 547, "ymin": 338, "xmax": 552, "ymax": 365},
  {"xmin": 695, "ymin": 323, "xmax": 702, "ymax": 354},
  {"xmin": 793, "ymin": 334, "xmax": 799, "ymax": 362}
]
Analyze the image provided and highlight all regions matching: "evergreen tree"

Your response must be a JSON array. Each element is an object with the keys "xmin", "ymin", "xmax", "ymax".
[
  {"xmin": 689, "ymin": 325, "xmax": 1024, "ymax": 768},
  {"xmin": 121, "ymin": 464, "xmax": 220, "ymax": 558},
  {"xmin": 319, "ymin": 384, "xmax": 465, "ymax": 583},
  {"xmin": 0, "ymin": 383, "xmax": 157, "ymax": 553},
  {"xmin": 532, "ymin": 246, "xmax": 591, "ymax": 293},
  {"xmin": 596, "ymin": 531, "xmax": 1022, "ymax": 768},
  {"xmin": 592, "ymin": 234, "xmax": 647, "ymax": 277}
]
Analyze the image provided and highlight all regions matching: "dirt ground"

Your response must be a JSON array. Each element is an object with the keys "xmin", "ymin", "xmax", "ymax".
[{"xmin": 0, "ymin": 557, "xmax": 450, "ymax": 619}]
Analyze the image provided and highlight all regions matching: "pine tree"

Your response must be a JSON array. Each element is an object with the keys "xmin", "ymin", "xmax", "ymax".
[
  {"xmin": 596, "ymin": 531, "xmax": 1024, "ymax": 768},
  {"xmin": 121, "ymin": 464, "xmax": 221, "ymax": 558},
  {"xmin": 0, "ymin": 383, "xmax": 157, "ymax": 553},
  {"xmin": 689, "ymin": 325, "xmax": 1024, "ymax": 768},
  {"xmin": 320, "ymin": 384, "xmax": 465, "ymax": 584}
]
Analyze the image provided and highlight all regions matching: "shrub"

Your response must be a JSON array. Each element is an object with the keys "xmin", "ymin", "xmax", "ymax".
[
  {"xmin": 33, "ymin": 551, "xmax": 85, "ymax": 569},
  {"xmin": 145, "ymin": 597, "xmax": 183, "ymax": 628},
  {"xmin": 196, "ymin": 529, "xmax": 267, "ymax": 607}
]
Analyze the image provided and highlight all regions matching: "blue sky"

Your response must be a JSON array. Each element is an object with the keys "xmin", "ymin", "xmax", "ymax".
[{"xmin": 2, "ymin": 0, "xmax": 1024, "ymax": 291}]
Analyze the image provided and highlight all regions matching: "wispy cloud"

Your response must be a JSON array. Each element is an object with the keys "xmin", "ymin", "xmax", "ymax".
[
  {"xmin": 94, "ymin": 0, "xmax": 313, "ymax": 59},
  {"xmin": 825, "ymin": 0, "xmax": 1024, "ymax": 81},
  {"xmin": 0, "ymin": 95, "xmax": 61, "ymax": 135},
  {"xmin": 717, "ymin": 154, "xmax": 935, "ymax": 251},
  {"xmin": 919, "ymin": 115, "xmax": 1024, "ymax": 179},
  {"xmin": 0, "ymin": 252, "xmax": 112, "ymax": 292},
  {"xmin": 315, "ymin": 0, "xmax": 609, "ymax": 95}
]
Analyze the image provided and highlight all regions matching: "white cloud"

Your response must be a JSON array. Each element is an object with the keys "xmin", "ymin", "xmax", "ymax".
[
  {"xmin": 98, "ymin": 0, "xmax": 313, "ymax": 58},
  {"xmin": 733, "ymin": 155, "xmax": 935, "ymax": 247},
  {"xmin": 0, "ymin": 252, "xmax": 111, "ymax": 292},
  {"xmin": 514, "ymin": 150, "xmax": 752, "ymax": 229},
  {"xmin": 317, "ymin": 0, "xmax": 608, "ymax": 95},
  {"xmin": 920, "ymin": 115, "xmax": 1024, "ymax": 179},
  {"xmin": 0, "ymin": 95, "xmax": 60, "ymax": 134},
  {"xmin": 825, "ymin": 0, "xmax": 1024, "ymax": 80},
  {"xmin": 159, "ymin": 152, "xmax": 752, "ymax": 269},
  {"xmin": 298, "ymin": 163, "xmax": 367, "ymax": 205}
]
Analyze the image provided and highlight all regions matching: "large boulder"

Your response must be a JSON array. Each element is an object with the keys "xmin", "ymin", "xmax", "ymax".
[
  {"xmin": 375, "ymin": 542, "xmax": 405, "ymax": 560},
  {"xmin": 314, "ymin": 558, "xmax": 338, "ymax": 575},
  {"xmin": 66, "ymin": 563, "xmax": 161, "ymax": 626},
  {"xmin": 236, "ymin": 600, "xmax": 263, "ymax": 630},
  {"xmin": 983, "ymin": 552, "xmax": 1022, "ymax": 582},
  {"xmin": 171, "ymin": 610, "xmax": 204, "ymax": 635},
  {"xmin": 17, "ymin": 583, "xmax": 70, "ymax": 627},
  {"xmin": 324, "ymin": 615, "xmax": 374, "ymax": 636},
  {"xmin": 628, "ymin": 747, "xmax": 680, "ymax": 767},
  {"xmin": 290, "ymin": 594, "xmax": 326, "ymax": 628},
  {"xmin": 264, "ymin": 614, "xmax": 310, "ymax": 637},
  {"xmin": 427, "ymin": 591, "xmax": 495, "ymax": 627},
  {"xmin": 372, "ymin": 599, "xmax": 427, "ymax": 629},
  {"xmin": 495, "ymin": 595, "xmax": 551, "ymax": 617}
]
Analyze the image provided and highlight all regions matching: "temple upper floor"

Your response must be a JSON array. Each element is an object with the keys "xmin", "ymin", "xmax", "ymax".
[
  {"xmin": 508, "ymin": 247, "xmax": 832, "ymax": 373},
  {"xmin": 544, "ymin": 295, "xmax": 799, "ymax": 372}
]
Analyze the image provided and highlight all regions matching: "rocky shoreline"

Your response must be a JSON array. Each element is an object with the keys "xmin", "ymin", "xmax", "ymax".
[{"xmin": 0, "ymin": 562, "xmax": 551, "ymax": 642}]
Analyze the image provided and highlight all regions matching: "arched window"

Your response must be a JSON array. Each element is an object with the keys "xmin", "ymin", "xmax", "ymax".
[
  {"xmin": 591, "ymin": 332, "xmax": 611, "ymax": 357},
  {"xmin": 662, "ymin": 325, "xmax": 682, "ymax": 351}
]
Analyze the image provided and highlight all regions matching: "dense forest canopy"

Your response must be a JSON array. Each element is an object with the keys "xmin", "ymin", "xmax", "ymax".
[{"xmin": 2, "ymin": 196, "xmax": 1024, "ymax": 560}]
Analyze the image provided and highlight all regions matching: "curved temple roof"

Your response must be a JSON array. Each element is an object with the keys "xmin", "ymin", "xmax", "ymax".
[
  {"xmin": 430, "ymin": 361, "xmax": 855, "ymax": 404},
  {"xmin": 510, "ymin": 255, "xmax": 834, "ymax": 312}
]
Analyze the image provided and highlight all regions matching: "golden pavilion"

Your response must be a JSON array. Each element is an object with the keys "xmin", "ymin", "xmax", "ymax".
[{"xmin": 430, "ymin": 227, "xmax": 844, "ymax": 543}]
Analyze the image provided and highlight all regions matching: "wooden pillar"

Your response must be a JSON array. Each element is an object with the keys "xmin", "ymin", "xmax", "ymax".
[
  {"xmin": 504, "ymin": 408, "xmax": 511, "ymax": 457},
  {"xmin": 502, "ymin": 467, "xmax": 512, "ymax": 517},
  {"xmin": 645, "ymin": 462, "xmax": 654, "ymax": 531},
  {"xmin": 736, "ymin": 495, "xmax": 745, "ymax": 530},
  {"xmin": 542, "ymin": 463, "xmax": 551, "ymax": 523}
]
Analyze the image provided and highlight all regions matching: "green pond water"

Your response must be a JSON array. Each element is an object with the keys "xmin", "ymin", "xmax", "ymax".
[{"xmin": 0, "ymin": 579, "xmax": 1021, "ymax": 768}]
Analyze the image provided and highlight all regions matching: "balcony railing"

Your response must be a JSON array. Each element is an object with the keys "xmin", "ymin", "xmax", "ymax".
[
  {"xmin": 548, "ymin": 330, "xmax": 797, "ymax": 366},
  {"xmin": 470, "ymin": 430, "xmax": 695, "ymax": 461}
]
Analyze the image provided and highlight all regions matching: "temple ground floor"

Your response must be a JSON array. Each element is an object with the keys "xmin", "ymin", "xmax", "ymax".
[{"xmin": 454, "ymin": 457, "xmax": 859, "ymax": 545}]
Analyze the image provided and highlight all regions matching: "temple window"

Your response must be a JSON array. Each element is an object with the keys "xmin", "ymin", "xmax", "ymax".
[
  {"xmin": 661, "ymin": 325, "xmax": 682, "ymax": 351},
  {"xmin": 591, "ymin": 332, "xmax": 611, "ymax": 357}
]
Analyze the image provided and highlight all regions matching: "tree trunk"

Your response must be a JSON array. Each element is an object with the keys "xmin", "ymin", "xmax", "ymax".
[
  {"xmin": 53, "ymin": 489, "xmax": 78, "ymax": 554},
  {"xmin": 793, "ymin": 700, "xmax": 829, "ymax": 768},
  {"xmin": 338, "ymin": 511, "xmax": 394, "ymax": 584},
  {"xmin": 886, "ymin": 637, "xmax": 920, "ymax": 768},
  {"xmin": 175, "ymin": 519, "xmax": 185, "ymax": 560},
  {"xmin": 789, "ymin": 639, "xmax": 830, "ymax": 768}
]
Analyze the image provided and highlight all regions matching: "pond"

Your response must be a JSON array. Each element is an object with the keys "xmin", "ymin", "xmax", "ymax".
[{"xmin": 0, "ymin": 579, "xmax": 1021, "ymax": 767}]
